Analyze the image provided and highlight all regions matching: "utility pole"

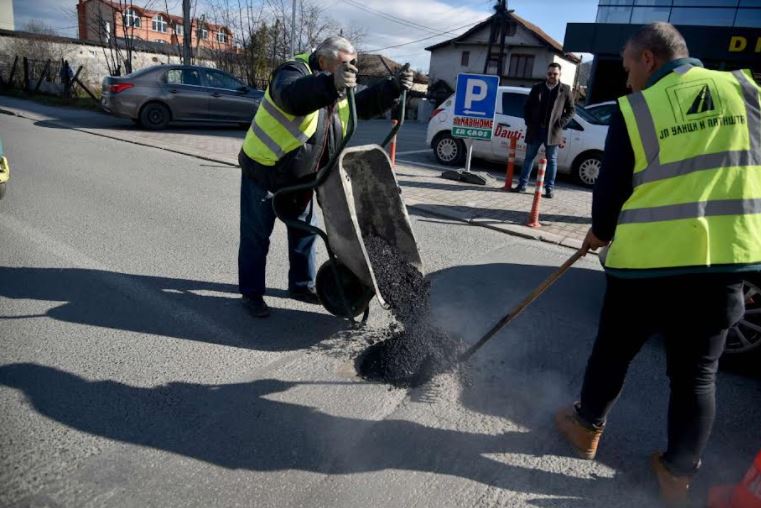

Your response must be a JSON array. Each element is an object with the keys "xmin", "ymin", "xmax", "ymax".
[
  {"xmin": 182, "ymin": 0, "xmax": 191, "ymax": 65},
  {"xmin": 483, "ymin": 0, "xmax": 514, "ymax": 82},
  {"xmin": 290, "ymin": 0, "xmax": 296, "ymax": 57}
]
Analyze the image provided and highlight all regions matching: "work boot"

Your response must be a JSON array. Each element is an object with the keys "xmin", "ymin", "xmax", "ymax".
[
  {"xmin": 242, "ymin": 295, "xmax": 270, "ymax": 318},
  {"xmin": 544, "ymin": 189, "xmax": 555, "ymax": 199},
  {"xmin": 650, "ymin": 453, "xmax": 692, "ymax": 507},
  {"xmin": 288, "ymin": 286, "xmax": 320, "ymax": 305},
  {"xmin": 511, "ymin": 185, "xmax": 526, "ymax": 193},
  {"xmin": 554, "ymin": 404, "xmax": 604, "ymax": 460}
]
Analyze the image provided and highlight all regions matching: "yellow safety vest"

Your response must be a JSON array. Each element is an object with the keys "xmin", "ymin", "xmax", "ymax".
[
  {"xmin": 605, "ymin": 66, "xmax": 761, "ymax": 273},
  {"xmin": 242, "ymin": 52, "xmax": 350, "ymax": 167}
]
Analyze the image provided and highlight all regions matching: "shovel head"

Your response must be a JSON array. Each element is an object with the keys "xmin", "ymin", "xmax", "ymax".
[{"xmin": 317, "ymin": 145, "xmax": 423, "ymax": 309}]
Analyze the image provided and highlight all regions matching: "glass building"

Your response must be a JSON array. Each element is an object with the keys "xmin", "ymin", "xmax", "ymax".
[
  {"xmin": 564, "ymin": 1, "xmax": 761, "ymax": 103},
  {"xmin": 597, "ymin": 1, "xmax": 761, "ymax": 28}
]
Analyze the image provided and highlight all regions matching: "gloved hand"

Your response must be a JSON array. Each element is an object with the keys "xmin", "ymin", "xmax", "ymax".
[
  {"xmin": 333, "ymin": 61, "xmax": 358, "ymax": 92},
  {"xmin": 394, "ymin": 63, "xmax": 414, "ymax": 91}
]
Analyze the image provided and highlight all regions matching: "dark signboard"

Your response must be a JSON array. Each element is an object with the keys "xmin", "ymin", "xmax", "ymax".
[{"xmin": 565, "ymin": 23, "xmax": 761, "ymax": 63}]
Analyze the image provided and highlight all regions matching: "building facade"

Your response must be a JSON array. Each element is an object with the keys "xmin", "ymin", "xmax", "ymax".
[
  {"xmin": 565, "ymin": 0, "xmax": 761, "ymax": 104},
  {"xmin": 0, "ymin": 0, "xmax": 14, "ymax": 31},
  {"xmin": 426, "ymin": 11, "xmax": 580, "ymax": 100},
  {"xmin": 77, "ymin": 0, "xmax": 233, "ymax": 52}
]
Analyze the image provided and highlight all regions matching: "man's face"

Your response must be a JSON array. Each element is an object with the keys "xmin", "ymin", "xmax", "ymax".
[
  {"xmin": 320, "ymin": 50, "xmax": 357, "ymax": 74},
  {"xmin": 547, "ymin": 66, "xmax": 560, "ymax": 86},
  {"xmin": 622, "ymin": 43, "xmax": 658, "ymax": 92}
]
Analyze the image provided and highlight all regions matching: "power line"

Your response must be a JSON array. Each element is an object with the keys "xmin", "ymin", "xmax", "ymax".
[
  {"xmin": 338, "ymin": 0, "xmax": 466, "ymax": 37},
  {"xmin": 365, "ymin": 18, "xmax": 485, "ymax": 53}
]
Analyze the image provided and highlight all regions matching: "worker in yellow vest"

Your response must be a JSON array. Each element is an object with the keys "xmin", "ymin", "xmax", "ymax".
[
  {"xmin": 237, "ymin": 36, "xmax": 413, "ymax": 318},
  {"xmin": 554, "ymin": 22, "xmax": 761, "ymax": 505}
]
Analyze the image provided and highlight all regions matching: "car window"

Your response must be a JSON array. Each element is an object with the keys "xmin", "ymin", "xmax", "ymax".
[
  {"xmin": 166, "ymin": 69, "xmax": 201, "ymax": 86},
  {"xmin": 500, "ymin": 92, "xmax": 528, "ymax": 117},
  {"xmin": 205, "ymin": 70, "xmax": 243, "ymax": 90},
  {"xmin": 575, "ymin": 105, "xmax": 606, "ymax": 125},
  {"xmin": 589, "ymin": 105, "xmax": 615, "ymax": 125}
]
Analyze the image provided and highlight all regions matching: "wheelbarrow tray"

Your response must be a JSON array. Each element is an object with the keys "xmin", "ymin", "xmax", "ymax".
[{"xmin": 318, "ymin": 144, "xmax": 423, "ymax": 309}]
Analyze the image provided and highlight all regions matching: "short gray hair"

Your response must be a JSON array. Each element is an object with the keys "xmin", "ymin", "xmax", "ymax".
[
  {"xmin": 315, "ymin": 36, "xmax": 356, "ymax": 60},
  {"xmin": 626, "ymin": 22, "xmax": 689, "ymax": 61}
]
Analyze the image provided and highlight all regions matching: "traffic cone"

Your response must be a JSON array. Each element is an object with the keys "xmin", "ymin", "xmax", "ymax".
[
  {"xmin": 501, "ymin": 137, "xmax": 517, "ymax": 191},
  {"xmin": 526, "ymin": 158, "xmax": 546, "ymax": 228},
  {"xmin": 709, "ymin": 450, "xmax": 761, "ymax": 508}
]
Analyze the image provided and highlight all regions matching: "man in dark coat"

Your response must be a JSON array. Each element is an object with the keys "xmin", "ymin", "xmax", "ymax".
[
  {"xmin": 513, "ymin": 62, "xmax": 575, "ymax": 198},
  {"xmin": 237, "ymin": 36, "xmax": 413, "ymax": 318}
]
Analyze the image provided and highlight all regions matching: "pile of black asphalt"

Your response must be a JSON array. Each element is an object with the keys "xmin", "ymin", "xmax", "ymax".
[{"xmin": 356, "ymin": 235, "xmax": 463, "ymax": 388}]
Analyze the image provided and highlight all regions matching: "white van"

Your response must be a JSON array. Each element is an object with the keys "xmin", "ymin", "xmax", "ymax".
[{"xmin": 426, "ymin": 86, "xmax": 609, "ymax": 187}]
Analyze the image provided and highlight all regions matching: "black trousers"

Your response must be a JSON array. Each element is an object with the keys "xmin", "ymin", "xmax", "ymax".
[{"xmin": 578, "ymin": 273, "xmax": 745, "ymax": 475}]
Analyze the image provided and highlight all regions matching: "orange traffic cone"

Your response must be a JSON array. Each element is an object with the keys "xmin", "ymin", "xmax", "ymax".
[{"xmin": 709, "ymin": 450, "xmax": 761, "ymax": 508}]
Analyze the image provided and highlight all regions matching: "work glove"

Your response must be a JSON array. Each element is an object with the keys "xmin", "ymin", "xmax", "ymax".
[
  {"xmin": 394, "ymin": 63, "xmax": 414, "ymax": 91},
  {"xmin": 333, "ymin": 61, "xmax": 358, "ymax": 92}
]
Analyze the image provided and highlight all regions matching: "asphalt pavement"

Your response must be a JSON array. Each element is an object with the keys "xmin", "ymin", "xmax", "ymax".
[{"xmin": 1, "ymin": 104, "xmax": 759, "ymax": 508}]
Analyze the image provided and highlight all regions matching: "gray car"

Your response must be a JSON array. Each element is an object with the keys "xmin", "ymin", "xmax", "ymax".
[{"xmin": 101, "ymin": 65, "xmax": 264, "ymax": 130}]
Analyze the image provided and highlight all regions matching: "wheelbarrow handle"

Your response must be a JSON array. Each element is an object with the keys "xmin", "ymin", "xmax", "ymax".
[{"xmin": 381, "ymin": 89, "xmax": 406, "ymax": 149}]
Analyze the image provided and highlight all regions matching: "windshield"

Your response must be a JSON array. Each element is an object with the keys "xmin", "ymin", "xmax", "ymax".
[{"xmin": 575, "ymin": 105, "xmax": 607, "ymax": 125}]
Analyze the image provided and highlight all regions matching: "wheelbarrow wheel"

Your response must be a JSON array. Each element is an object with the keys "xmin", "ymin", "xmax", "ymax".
[{"xmin": 316, "ymin": 259, "xmax": 375, "ymax": 318}]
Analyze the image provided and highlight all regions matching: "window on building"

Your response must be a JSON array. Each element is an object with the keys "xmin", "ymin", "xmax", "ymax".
[
  {"xmin": 123, "ymin": 8, "xmax": 141, "ymax": 28},
  {"xmin": 669, "ymin": 7, "xmax": 736, "ymax": 25},
  {"xmin": 154, "ymin": 39, "xmax": 166, "ymax": 44},
  {"xmin": 596, "ymin": 6, "xmax": 632, "ymax": 22},
  {"xmin": 739, "ymin": 0, "xmax": 761, "ymax": 6},
  {"xmin": 217, "ymin": 31, "xmax": 227, "ymax": 43},
  {"xmin": 630, "ymin": 6, "xmax": 671, "ymax": 22},
  {"xmin": 166, "ymin": 69, "xmax": 201, "ymax": 86},
  {"xmin": 174, "ymin": 22, "xmax": 183, "ymax": 35},
  {"xmin": 460, "ymin": 51, "xmax": 470, "ymax": 66},
  {"xmin": 500, "ymin": 92, "xmax": 528, "ymax": 117},
  {"xmin": 508, "ymin": 54, "xmax": 535, "ymax": 79},
  {"xmin": 152, "ymin": 14, "xmax": 168, "ymax": 33},
  {"xmin": 197, "ymin": 27, "xmax": 208, "ymax": 39},
  {"xmin": 598, "ymin": 0, "xmax": 633, "ymax": 5},
  {"xmin": 672, "ymin": 0, "xmax": 737, "ymax": 5},
  {"xmin": 736, "ymin": 7, "xmax": 761, "ymax": 26},
  {"xmin": 634, "ymin": 0, "xmax": 670, "ymax": 5}
]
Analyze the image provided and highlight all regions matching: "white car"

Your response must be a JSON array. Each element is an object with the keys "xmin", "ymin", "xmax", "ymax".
[{"xmin": 426, "ymin": 86, "xmax": 609, "ymax": 187}]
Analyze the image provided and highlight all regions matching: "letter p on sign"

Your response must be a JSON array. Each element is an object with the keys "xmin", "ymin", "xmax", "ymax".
[{"xmin": 465, "ymin": 79, "xmax": 488, "ymax": 109}]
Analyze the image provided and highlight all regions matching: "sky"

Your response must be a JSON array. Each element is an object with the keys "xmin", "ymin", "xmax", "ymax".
[{"xmin": 12, "ymin": 0, "xmax": 599, "ymax": 72}]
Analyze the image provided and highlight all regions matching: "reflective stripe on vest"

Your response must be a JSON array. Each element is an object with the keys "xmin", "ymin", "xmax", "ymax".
[
  {"xmin": 605, "ymin": 67, "xmax": 761, "ymax": 271},
  {"xmin": 242, "ymin": 52, "xmax": 350, "ymax": 167}
]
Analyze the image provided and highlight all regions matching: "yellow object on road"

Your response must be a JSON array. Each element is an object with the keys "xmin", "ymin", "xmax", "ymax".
[{"xmin": 0, "ymin": 138, "xmax": 10, "ymax": 199}]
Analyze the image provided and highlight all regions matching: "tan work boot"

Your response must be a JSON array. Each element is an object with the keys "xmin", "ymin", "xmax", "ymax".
[
  {"xmin": 554, "ymin": 404, "xmax": 603, "ymax": 460},
  {"xmin": 650, "ymin": 453, "xmax": 692, "ymax": 507}
]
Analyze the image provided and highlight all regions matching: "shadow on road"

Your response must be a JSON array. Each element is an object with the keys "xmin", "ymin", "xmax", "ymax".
[
  {"xmin": 0, "ymin": 364, "xmax": 616, "ymax": 500},
  {"xmin": 0, "ymin": 267, "xmax": 344, "ymax": 351}
]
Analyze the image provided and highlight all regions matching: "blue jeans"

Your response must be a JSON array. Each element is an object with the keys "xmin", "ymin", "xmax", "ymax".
[
  {"xmin": 518, "ymin": 127, "xmax": 559, "ymax": 192},
  {"xmin": 238, "ymin": 175, "xmax": 317, "ymax": 298}
]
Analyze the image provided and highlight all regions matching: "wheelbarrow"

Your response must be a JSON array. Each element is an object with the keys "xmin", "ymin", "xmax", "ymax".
[{"xmin": 272, "ymin": 88, "xmax": 422, "ymax": 322}]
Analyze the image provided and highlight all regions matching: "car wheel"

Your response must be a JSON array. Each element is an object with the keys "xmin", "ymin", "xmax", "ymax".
[
  {"xmin": 432, "ymin": 132, "xmax": 465, "ymax": 166},
  {"xmin": 572, "ymin": 152, "xmax": 602, "ymax": 188},
  {"xmin": 139, "ymin": 102, "xmax": 171, "ymax": 130},
  {"xmin": 725, "ymin": 275, "xmax": 761, "ymax": 356}
]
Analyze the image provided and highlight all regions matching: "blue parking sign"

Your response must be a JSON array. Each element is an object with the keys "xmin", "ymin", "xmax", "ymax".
[{"xmin": 454, "ymin": 73, "xmax": 499, "ymax": 118}]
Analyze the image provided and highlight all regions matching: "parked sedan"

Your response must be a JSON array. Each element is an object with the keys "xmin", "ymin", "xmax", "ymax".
[
  {"xmin": 426, "ymin": 86, "xmax": 609, "ymax": 187},
  {"xmin": 101, "ymin": 65, "xmax": 264, "ymax": 130}
]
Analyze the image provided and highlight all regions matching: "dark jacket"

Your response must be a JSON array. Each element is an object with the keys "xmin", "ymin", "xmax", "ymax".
[
  {"xmin": 240, "ymin": 52, "xmax": 403, "ymax": 192},
  {"xmin": 523, "ymin": 81, "xmax": 574, "ymax": 145}
]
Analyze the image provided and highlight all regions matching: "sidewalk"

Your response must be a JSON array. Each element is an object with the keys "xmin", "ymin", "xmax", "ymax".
[{"xmin": 0, "ymin": 95, "xmax": 592, "ymax": 248}]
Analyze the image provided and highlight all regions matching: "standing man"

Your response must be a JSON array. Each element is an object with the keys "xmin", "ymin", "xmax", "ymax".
[
  {"xmin": 237, "ymin": 36, "xmax": 413, "ymax": 318},
  {"xmin": 513, "ymin": 62, "xmax": 575, "ymax": 198},
  {"xmin": 554, "ymin": 23, "xmax": 761, "ymax": 505}
]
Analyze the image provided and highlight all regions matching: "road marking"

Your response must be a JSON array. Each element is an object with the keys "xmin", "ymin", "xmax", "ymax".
[{"xmin": 395, "ymin": 149, "xmax": 431, "ymax": 156}]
